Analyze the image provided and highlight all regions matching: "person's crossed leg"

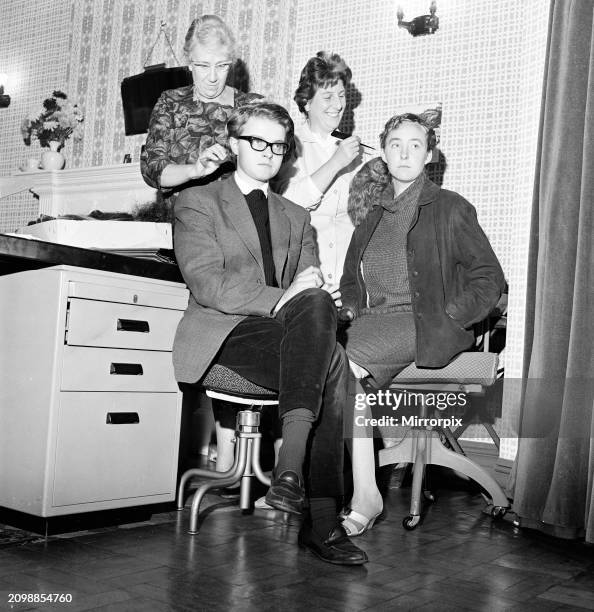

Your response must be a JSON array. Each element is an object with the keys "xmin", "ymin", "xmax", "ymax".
[{"xmin": 214, "ymin": 288, "xmax": 366, "ymax": 565}]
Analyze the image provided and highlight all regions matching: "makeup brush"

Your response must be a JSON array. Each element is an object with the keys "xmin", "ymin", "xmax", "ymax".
[{"xmin": 331, "ymin": 130, "xmax": 375, "ymax": 151}]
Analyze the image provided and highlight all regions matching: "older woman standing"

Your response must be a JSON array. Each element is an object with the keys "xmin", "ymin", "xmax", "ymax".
[
  {"xmin": 141, "ymin": 15, "xmax": 261, "ymax": 476},
  {"xmin": 273, "ymin": 51, "xmax": 371, "ymax": 289},
  {"xmin": 141, "ymin": 14, "xmax": 260, "ymax": 194}
]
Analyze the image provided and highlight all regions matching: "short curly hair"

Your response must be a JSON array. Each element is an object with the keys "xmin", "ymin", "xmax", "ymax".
[
  {"xmin": 379, "ymin": 113, "xmax": 437, "ymax": 151},
  {"xmin": 183, "ymin": 14, "xmax": 236, "ymax": 59},
  {"xmin": 293, "ymin": 51, "xmax": 352, "ymax": 114}
]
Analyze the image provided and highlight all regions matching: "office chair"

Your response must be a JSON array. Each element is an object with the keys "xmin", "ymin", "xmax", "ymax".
[
  {"xmin": 177, "ymin": 364, "xmax": 278, "ymax": 534},
  {"xmin": 378, "ymin": 351, "xmax": 510, "ymax": 530}
]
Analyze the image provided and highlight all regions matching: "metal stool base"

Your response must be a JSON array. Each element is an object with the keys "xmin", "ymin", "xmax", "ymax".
[{"xmin": 177, "ymin": 410, "xmax": 272, "ymax": 534}]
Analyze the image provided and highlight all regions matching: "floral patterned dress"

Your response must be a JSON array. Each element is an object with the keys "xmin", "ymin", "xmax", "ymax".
[{"xmin": 140, "ymin": 85, "xmax": 261, "ymax": 192}]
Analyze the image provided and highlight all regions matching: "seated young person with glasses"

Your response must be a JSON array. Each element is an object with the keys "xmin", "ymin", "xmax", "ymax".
[{"xmin": 172, "ymin": 102, "xmax": 368, "ymax": 565}]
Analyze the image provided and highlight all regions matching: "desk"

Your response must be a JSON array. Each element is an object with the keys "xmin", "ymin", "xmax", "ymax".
[
  {"xmin": 0, "ymin": 236, "xmax": 189, "ymax": 517},
  {"xmin": 0, "ymin": 234, "xmax": 183, "ymax": 282}
]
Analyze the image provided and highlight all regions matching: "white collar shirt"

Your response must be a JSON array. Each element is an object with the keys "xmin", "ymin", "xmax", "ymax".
[
  {"xmin": 233, "ymin": 171, "xmax": 269, "ymax": 197},
  {"xmin": 272, "ymin": 120, "xmax": 371, "ymax": 287}
]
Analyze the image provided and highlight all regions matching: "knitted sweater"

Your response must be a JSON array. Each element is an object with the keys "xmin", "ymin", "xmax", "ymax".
[{"xmin": 362, "ymin": 174, "xmax": 425, "ymax": 310}]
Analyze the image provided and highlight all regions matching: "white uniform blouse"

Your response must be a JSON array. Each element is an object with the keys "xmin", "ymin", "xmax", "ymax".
[{"xmin": 273, "ymin": 121, "xmax": 372, "ymax": 287}]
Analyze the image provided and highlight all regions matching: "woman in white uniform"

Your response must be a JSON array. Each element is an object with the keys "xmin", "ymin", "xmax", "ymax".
[{"xmin": 274, "ymin": 51, "xmax": 371, "ymax": 289}]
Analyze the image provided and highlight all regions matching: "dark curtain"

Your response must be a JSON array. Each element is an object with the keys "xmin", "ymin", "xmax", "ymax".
[{"xmin": 511, "ymin": 0, "xmax": 594, "ymax": 542}]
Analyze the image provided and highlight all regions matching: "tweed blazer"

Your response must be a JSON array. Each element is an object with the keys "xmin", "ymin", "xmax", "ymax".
[{"xmin": 173, "ymin": 175, "xmax": 318, "ymax": 383}]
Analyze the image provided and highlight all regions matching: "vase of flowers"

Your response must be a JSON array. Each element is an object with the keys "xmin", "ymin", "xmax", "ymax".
[
  {"xmin": 21, "ymin": 90, "xmax": 84, "ymax": 170},
  {"xmin": 41, "ymin": 141, "xmax": 65, "ymax": 170}
]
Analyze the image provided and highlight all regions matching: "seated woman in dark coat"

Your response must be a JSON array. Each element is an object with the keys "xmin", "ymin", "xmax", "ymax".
[{"xmin": 339, "ymin": 113, "xmax": 506, "ymax": 536}]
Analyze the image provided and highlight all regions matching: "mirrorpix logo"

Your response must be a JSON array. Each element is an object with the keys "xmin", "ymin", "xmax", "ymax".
[{"xmin": 354, "ymin": 389, "xmax": 468, "ymax": 428}]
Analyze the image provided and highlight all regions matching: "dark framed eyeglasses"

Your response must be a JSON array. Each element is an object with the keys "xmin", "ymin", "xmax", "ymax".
[{"xmin": 236, "ymin": 135, "xmax": 289, "ymax": 156}]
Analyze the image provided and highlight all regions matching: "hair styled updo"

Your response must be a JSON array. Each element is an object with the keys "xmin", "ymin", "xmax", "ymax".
[
  {"xmin": 348, "ymin": 113, "xmax": 438, "ymax": 226},
  {"xmin": 293, "ymin": 51, "xmax": 352, "ymax": 114},
  {"xmin": 347, "ymin": 158, "xmax": 391, "ymax": 226},
  {"xmin": 183, "ymin": 14, "xmax": 236, "ymax": 59},
  {"xmin": 379, "ymin": 113, "xmax": 437, "ymax": 152}
]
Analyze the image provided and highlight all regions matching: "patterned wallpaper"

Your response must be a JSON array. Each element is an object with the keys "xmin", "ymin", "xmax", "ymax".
[
  {"xmin": 0, "ymin": 0, "xmax": 296, "ymax": 231},
  {"xmin": 67, "ymin": 0, "xmax": 297, "ymax": 168},
  {"xmin": 0, "ymin": 0, "xmax": 550, "ymax": 460},
  {"xmin": 0, "ymin": 0, "xmax": 72, "ymax": 232}
]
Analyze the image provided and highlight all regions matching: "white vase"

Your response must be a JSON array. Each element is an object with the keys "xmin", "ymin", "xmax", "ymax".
[{"xmin": 41, "ymin": 141, "xmax": 65, "ymax": 170}]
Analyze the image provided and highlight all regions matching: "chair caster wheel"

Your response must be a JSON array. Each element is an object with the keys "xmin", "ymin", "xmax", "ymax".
[
  {"xmin": 423, "ymin": 490, "xmax": 435, "ymax": 502},
  {"xmin": 491, "ymin": 506, "xmax": 507, "ymax": 519},
  {"xmin": 403, "ymin": 514, "xmax": 420, "ymax": 530}
]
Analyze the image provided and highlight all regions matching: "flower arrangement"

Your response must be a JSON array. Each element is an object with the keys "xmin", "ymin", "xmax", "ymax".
[{"xmin": 21, "ymin": 90, "xmax": 84, "ymax": 150}]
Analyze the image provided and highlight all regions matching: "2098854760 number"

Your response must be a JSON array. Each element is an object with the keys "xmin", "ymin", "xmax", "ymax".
[{"xmin": 8, "ymin": 593, "xmax": 73, "ymax": 604}]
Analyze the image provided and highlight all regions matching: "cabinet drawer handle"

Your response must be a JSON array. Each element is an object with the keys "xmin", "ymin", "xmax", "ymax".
[
  {"xmin": 106, "ymin": 412, "xmax": 140, "ymax": 424},
  {"xmin": 117, "ymin": 318, "xmax": 150, "ymax": 333},
  {"xmin": 110, "ymin": 362, "xmax": 144, "ymax": 375}
]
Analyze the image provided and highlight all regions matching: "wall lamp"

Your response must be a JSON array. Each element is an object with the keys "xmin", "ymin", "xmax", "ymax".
[
  {"xmin": 397, "ymin": 1, "xmax": 439, "ymax": 36},
  {"xmin": 0, "ymin": 74, "xmax": 10, "ymax": 108}
]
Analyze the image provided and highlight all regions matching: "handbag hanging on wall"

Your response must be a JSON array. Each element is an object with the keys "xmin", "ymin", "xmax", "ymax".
[{"xmin": 121, "ymin": 21, "xmax": 192, "ymax": 136}]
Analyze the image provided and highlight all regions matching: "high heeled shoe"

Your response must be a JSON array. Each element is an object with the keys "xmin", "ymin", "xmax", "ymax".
[{"xmin": 340, "ymin": 507, "xmax": 382, "ymax": 537}]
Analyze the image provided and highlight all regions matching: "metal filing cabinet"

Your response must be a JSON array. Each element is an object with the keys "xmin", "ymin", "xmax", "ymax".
[{"xmin": 0, "ymin": 265, "xmax": 188, "ymax": 516}]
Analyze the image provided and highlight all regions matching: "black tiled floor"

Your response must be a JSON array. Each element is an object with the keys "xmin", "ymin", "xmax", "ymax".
[{"xmin": 0, "ymin": 479, "xmax": 593, "ymax": 611}]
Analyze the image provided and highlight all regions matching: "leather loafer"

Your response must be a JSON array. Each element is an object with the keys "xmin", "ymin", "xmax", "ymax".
[
  {"xmin": 298, "ymin": 523, "xmax": 368, "ymax": 565},
  {"xmin": 265, "ymin": 470, "xmax": 305, "ymax": 515}
]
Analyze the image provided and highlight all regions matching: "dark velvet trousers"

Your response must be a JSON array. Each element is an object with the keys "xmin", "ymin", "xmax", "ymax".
[{"xmin": 213, "ymin": 288, "xmax": 347, "ymax": 499}]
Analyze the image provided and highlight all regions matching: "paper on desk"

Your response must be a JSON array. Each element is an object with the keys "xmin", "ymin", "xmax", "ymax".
[{"xmin": 15, "ymin": 220, "xmax": 173, "ymax": 249}]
